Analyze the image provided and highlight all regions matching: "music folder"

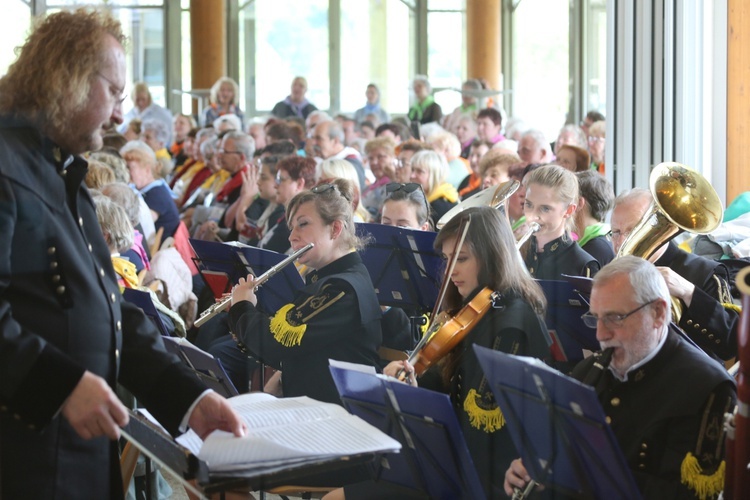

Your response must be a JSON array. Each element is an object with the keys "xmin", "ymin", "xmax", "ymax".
[
  {"xmin": 329, "ymin": 361, "xmax": 486, "ymax": 500},
  {"xmin": 355, "ymin": 223, "xmax": 442, "ymax": 311},
  {"xmin": 190, "ymin": 239, "xmax": 304, "ymax": 315},
  {"xmin": 162, "ymin": 337, "xmax": 238, "ymax": 398},
  {"xmin": 537, "ymin": 278, "xmax": 598, "ymax": 362},
  {"xmin": 122, "ymin": 288, "xmax": 172, "ymax": 337},
  {"xmin": 472, "ymin": 345, "xmax": 642, "ymax": 500}
]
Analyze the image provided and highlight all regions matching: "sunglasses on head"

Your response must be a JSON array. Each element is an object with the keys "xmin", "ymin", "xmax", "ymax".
[
  {"xmin": 311, "ymin": 183, "xmax": 336, "ymax": 195},
  {"xmin": 386, "ymin": 182, "xmax": 422, "ymax": 194}
]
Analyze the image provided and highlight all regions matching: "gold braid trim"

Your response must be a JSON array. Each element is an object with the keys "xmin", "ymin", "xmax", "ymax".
[
  {"xmin": 680, "ymin": 453, "xmax": 725, "ymax": 500},
  {"xmin": 270, "ymin": 303, "xmax": 307, "ymax": 347},
  {"xmin": 722, "ymin": 302, "xmax": 741, "ymax": 314},
  {"xmin": 463, "ymin": 388, "xmax": 505, "ymax": 433}
]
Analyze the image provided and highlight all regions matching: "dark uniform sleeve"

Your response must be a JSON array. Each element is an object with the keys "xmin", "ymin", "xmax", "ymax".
[
  {"xmin": 228, "ymin": 279, "xmax": 360, "ymax": 367},
  {"xmin": 679, "ymin": 275, "xmax": 738, "ymax": 360}
]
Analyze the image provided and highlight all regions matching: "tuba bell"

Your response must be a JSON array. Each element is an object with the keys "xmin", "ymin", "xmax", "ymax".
[
  {"xmin": 436, "ymin": 180, "xmax": 520, "ymax": 229},
  {"xmin": 616, "ymin": 162, "xmax": 724, "ymax": 321}
]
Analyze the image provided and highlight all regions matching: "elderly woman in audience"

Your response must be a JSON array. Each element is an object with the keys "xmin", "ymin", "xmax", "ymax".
[
  {"xmin": 141, "ymin": 118, "xmax": 173, "ymax": 178},
  {"xmin": 85, "ymin": 158, "xmax": 116, "ymax": 190},
  {"xmin": 121, "ymin": 140, "xmax": 180, "ymax": 239},
  {"xmin": 408, "ymin": 75, "xmax": 442, "ymax": 125},
  {"xmin": 588, "ymin": 120, "xmax": 606, "ymax": 173},
  {"xmin": 354, "ymin": 83, "xmax": 390, "ymax": 125},
  {"xmin": 360, "ymin": 137, "xmax": 396, "ymax": 219},
  {"xmin": 554, "ymin": 123, "xmax": 588, "ymax": 155},
  {"xmin": 555, "ymin": 144, "xmax": 591, "ymax": 173},
  {"xmin": 476, "ymin": 108, "xmax": 505, "ymax": 145},
  {"xmin": 455, "ymin": 114, "xmax": 478, "ymax": 159},
  {"xmin": 457, "ymin": 139, "xmax": 492, "ymax": 199},
  {"xmin": 392, "ymin": 140, "xmax": 427, "ymax": 184},
  {"xmin": 200, "ymin": 76, "xmax": 244, "ymax": 127},
  {"xmin": 171, "ymin": 113, "xmax": 196, "ymax": 166},
  {"xmin": 101, "ymin": 182, "xmax": 152, "ymax": 272},
  {"xmin": 409, "ymin": 149, "xmax": 459, "ymax": 226},
  {"xmin": 443, "ymin": 78, "xmax": 483, "ymax": 134},
  {"xmin": 427, "ymin": 131, "xmax": 470, "ymax": 189},
  {"xmin": 320, "ymin": 158, "xmax": 370, "ymax": 222},
  {"xmin": 480, "ymin": 151, "xmax": 521, "ymax": 190},
  {"xmin": 272, "ymin": 76, "xmax": 318, "ymax": 119},
  {"xmin": 118, "ymin": 82, "xmax": 174, "ymax": 144},
  {"xmin": 92, "ymin": 194, "xmax": 139, "ymax": 289}
]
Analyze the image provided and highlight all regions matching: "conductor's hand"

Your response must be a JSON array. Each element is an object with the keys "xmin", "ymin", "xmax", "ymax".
[
  {"xmin": 504, "ymin": 458, "xmax": 532, "ymax": 497},
  {"xmin": 231, "ymin": 274, "xmax": 258, "ymax": 307},
  {"xmin": 62, "ymin": 371, "xmax": 129, "ymax": 441},
  {"xmin": 188, "ymin": 392, "xmax": 246, "ymax": 440},
  {"xmin": 383, "ymin": 360, "xmax": 418, "ymax": 387}
]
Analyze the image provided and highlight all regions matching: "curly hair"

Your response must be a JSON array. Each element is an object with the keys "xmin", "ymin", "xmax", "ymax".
[{"xmin": 0, "ymin": 8, "xmax": 125, "ymax": 134}]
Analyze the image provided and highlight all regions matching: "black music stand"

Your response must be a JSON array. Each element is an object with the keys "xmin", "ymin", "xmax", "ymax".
[
  {"xmin": 356, "ymin": 223, "xmax": 442, "ymax": 312},
  {"xmin": 162, "ymin": 337, "xmax": 238, "ymax": 398},
  {"xmin": 123, "ymin": 288, "xmax": 173, "ymax": 337},
  {"xmin": 121, "ymin": 410, "xmax": 378, "ymax": 499},
  {"xmin": 190, "ymin": 239, "xmax": 304, "ymax": 315},
  {"xmin": 537, "ymin": 278, "xmax": 598, "ymax": 363},
  {"xmin": 473, "ymin": 345, "xmax": 642, "ymax": 499},
  {"xmin": 329, "ymin": 362, "xmax": 486, "ymax": 499}
]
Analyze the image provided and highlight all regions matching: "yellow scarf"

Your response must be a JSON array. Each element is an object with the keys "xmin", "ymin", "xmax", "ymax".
[{"xmin": 427, "ymin": 182, "xmax": 460, "ymax": 204}]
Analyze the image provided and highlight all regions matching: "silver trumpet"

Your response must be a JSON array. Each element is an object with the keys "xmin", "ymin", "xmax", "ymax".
[{"xmin": 194, "ymin": 243, "xmax": 314, "ymax": 328}]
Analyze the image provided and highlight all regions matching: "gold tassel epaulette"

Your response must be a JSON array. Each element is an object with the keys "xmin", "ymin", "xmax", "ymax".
[
  {"xmin": 463, "ymin": 388, "xmax": 505, "ymax": 433},
  {"xmin": 680, "ymin": 453, "xmax": 725, "ymax": 500},
  {"xmin": 270, "ymin": 303, "xmax": 307, "ymax": 347}
]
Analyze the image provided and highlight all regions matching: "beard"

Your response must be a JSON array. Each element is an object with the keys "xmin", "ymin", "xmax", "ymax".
[{"xmin": 600, "ymin": 328, "xmax": 661, "ymax": 377}]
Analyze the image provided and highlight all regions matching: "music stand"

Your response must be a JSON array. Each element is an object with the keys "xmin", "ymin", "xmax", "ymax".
[
  {"xmin": 537, "ymin": 278, "xmax": 598, "ymax": 363},
  {"xmin": 190, "ymin": 239, "xmax": 304, "ymax": 315},
  {"xmin": 123, "ymin": 288, "xmax": 173, "ymax": 337},
  {"xmin": 330, "ymin": 362, "xmax": 486, "ymax": 499},
  {"xmin": 473, "ymin": 345, "xmax": 642, "ymax": 499},
  {"xmin": 356, "ymin": 223, "xmax": 442, "ymax": 312},
  {"xmin": 162, "ymin": 337, "xmax": 238, "ymax": 398}
]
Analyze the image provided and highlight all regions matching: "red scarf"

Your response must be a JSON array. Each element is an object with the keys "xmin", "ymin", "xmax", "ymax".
[{"xmin": 215, "ymin": 165, "xmax": 248, "ymax": 202}]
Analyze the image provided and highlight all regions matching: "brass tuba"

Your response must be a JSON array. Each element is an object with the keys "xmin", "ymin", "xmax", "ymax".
[{"xmin": 616, "ymin": 162, "xmax": 724, "ymax": 321}]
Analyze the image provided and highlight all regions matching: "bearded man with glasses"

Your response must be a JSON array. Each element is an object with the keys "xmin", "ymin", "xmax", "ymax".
[{"xmin": 505, "ymin": 256, "xmax": 735, "ymax": 499}]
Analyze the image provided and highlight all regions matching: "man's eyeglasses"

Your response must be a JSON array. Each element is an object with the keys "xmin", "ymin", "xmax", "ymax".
[
  {"xmin": 581, "ymin": 299, "xmax": 658, "ymax": 329},
  {"xmin": 97, "ymin": 72, "xmax": 126, "ymax": 105},
  {"xmin": 607, "ymin": 228, "xmax": 632, "ymax": 241},
  {"xmin": 588, "ymin": 136, "xmax": 605, "ymax": 144}
]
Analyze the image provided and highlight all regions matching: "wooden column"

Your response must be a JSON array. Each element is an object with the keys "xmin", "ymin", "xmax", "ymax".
[
  {"xmin": 727, "ymin": 0, "xmax": 750, "ymax": 203},
  {"xmin": 190, "ymin": 0, "xmax": 226, "ymax": 113},
  {"xmin": 466, "ymin": 0, "xmax": 501, "ymax": 90}
]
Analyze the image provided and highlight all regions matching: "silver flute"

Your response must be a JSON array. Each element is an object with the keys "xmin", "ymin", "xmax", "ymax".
[{"xmin": 194, "ymin": 243, "xmax": 314, "ymax": 328}]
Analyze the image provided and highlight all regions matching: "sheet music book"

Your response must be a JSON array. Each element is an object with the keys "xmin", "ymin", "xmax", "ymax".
[
  {"xmin": 355, "ymin": 223, "xmax": 442, "ymax": 311},
  {"xmin": 176, "ymin": 393, "xmax": 401, "ymax": 473},
  {"xmin": 329, "ymin": 360, "xmax": 486, "ymax": 499},
  {"xmin": 190, "ymin": 239, "xmax": 304, "ymax": 315},
  {"xmin": 473, "ymin": 346, "xmax": 642, "ymax": 499}
]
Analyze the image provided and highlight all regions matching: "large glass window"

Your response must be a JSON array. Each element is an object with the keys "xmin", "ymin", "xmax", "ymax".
[
  {"xmin": 585, "ymin": 0, "xmax": 607, "ymax": 115},
  {"xmin": 252, "ymin": 0, "xmax": 329, "ymax": 112},
  {"xmin": 427, "ymin": 0, "xmax": 465, "ymax": 115},
  {"xmin": 510, "ymin": 0, "xmax": 569, "ymax": 139},
  {"xmin": 0, "ymin": 1, "xmax": 33, "ymax": 78},
  {"xmin": 339, "ymin": 0, "xmax": 412, "ymax": 116}
]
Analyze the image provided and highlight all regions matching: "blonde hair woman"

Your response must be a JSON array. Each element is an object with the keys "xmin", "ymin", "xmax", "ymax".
[{"xmin": 409, "ymin": 149, "xmax": 459, "ymax": 227}]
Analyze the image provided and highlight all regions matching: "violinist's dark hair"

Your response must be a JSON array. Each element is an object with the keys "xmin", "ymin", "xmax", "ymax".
[{"xmin": 434, "ymin": 206, "xmax": 546, "ymax": 315}]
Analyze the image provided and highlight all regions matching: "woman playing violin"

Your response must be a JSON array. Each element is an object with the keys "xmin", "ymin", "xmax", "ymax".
[
  {"xmin": 381, "ymin": 206, "xmax": 551, "ymax": 497},
  {"xmin": 229, "ymin": 178, "xmax": 382, "ymax": 404}
]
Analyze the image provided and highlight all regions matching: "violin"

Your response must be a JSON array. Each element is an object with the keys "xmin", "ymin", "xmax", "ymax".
[
  {"xmin": 397, "ymin": 213, "xmax": 494, "ymax": 379},
  {"xmin": 409, "ymin": 287, "xmax": 496, "ymax": 375}
]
